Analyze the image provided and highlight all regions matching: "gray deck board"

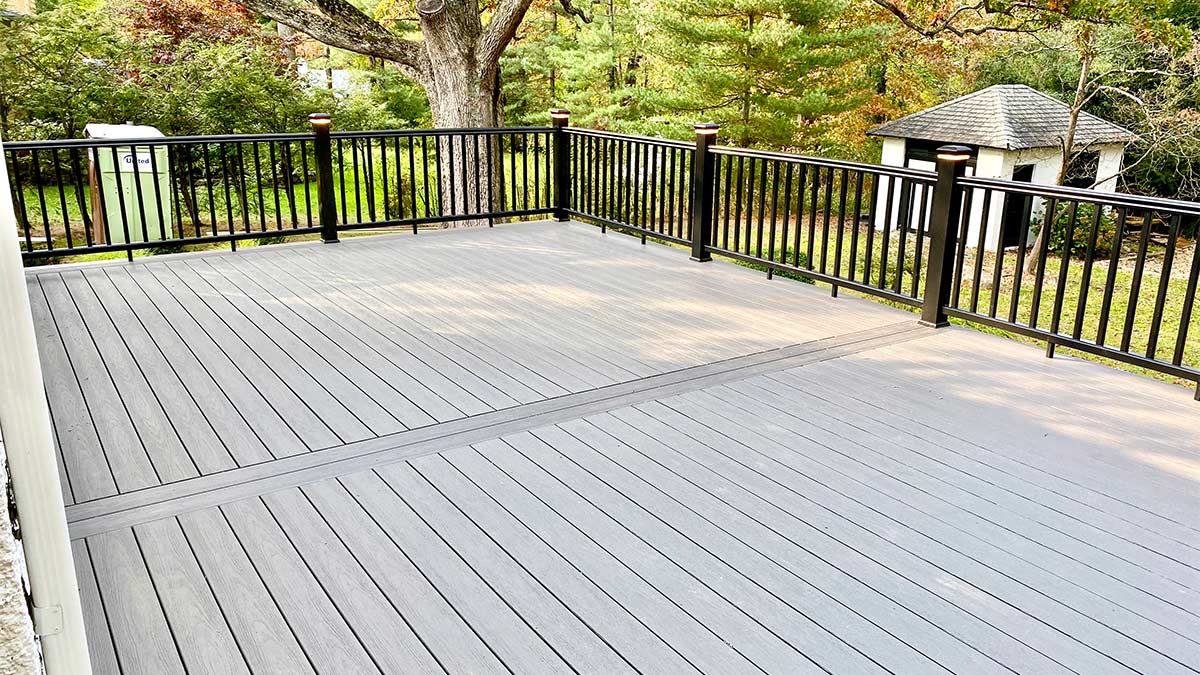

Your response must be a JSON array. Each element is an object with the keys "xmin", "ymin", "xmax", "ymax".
[
  {"xmin": 88, "ymin": 528, "xmax": 187, "ymax": 675},
  {"xmin": 89, "ymin": 266, "xmax": 274, "ymax": 470},
  {"xmin": 219, "ymin": 498, "xmax": 383, "ymax": 674},
  {"xmin": 713, "ymin": 378, "xmax": 1200, "ymax": 646},
  {"xmin": 179, "ymin": 258, "xmax": 403, "ymax": 437},
  {"xmin": 799, "ymin": 356, "xmax": 1200, "ymax": 584},
  {"xmin": 373, "ymin": 461, "xmax": 639, "ymax": 675},
  {"xmin": 79, "ymin": 268, "xmax": 239, "ymax": 478},
  {"xmin": 337, "ymin": 470, "xmax": 569, "ymax": 673},
  {"xmin": 70, "ymin": 542, "xmax": 119, "ymax": 675},
  {"xmin": 659, "ymin": 390, "xmax": 1195, "ymax": 673},
  {"xmin": 39, "ymin": 273, "xmax": 163, "ymax": 496},
  {"xmin": 176, "ymin": 507, "xmax": 316, "ymax": 674},
  {"xmin": 405, "ymin": 453, "xmax": 701, "ymax": 674},
  {"xmin": 143, "ymin": 263, "xmax": 348, "ymax": 449},
  {"xmin": 134, "ymin": 518, "xmax": 252, "ymax": 675},
  {"xmin": 118, "ymin": 264, "xmax": 310, "ymax": 460},
  {"xmin": 30, "ymin": 277, "xmax": 113, "ymax": 504},
  {"xmin": 30, "ymin": 222, "xmax": 1198, "ymax": 675}
]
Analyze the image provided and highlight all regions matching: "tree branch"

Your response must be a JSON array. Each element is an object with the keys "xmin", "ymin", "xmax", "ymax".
[
  {"xmin": 235, "ymin": 0, "xmax": 430, "ymax": 82},
  {"xmin": 479, "ymin": 0, "xmax": 591, "ymax": 72},
  {"xmin": 479, "ymin": 0, "xmax": 534, "ymax": 71}
]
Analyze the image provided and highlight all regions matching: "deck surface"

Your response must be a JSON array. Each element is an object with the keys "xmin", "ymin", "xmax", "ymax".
[{"xmin": 27, "ymin": 222, "xmax": 1200, "ymax": 675}]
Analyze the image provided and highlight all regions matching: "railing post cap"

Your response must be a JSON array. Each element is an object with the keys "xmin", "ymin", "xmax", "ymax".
[
  {"xmin": 550, "ymin": 109, "xmax": 570, "ymax": 117},
  {"xmin": 935, "ymin": 144, "xmax": 972, "ymax": 161},
  {"xmin": 694, "ymin": 122, "xmax": 720, "ymax": 134},
  {"xmin": 309, "ymin": 113, "xmax": 332, "ymax": 125}
]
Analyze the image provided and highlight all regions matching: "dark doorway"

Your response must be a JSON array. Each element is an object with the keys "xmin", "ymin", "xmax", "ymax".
[{"xmin": 1000, "ymin": 164, "xmax": 1035, "ymax": 248}]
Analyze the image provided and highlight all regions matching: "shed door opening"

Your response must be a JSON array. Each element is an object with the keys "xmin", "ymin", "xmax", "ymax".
[{"xmin": 1001, "ymin": 164, "xmax": 1035, "ymax": 248}]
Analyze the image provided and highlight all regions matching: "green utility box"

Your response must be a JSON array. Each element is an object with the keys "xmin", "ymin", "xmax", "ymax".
[{"xmin": 85, "ymin": 123, "xmax": 174, "ymax": 245}]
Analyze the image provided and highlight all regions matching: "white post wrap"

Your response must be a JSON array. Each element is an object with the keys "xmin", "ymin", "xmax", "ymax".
[{"xmin": 0, "ymin": 137, "xmax": 92, "ymax": 673}]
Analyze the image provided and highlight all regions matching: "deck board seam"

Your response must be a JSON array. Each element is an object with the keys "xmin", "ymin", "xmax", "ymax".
[{"xmin": 65, "ymin": 320, "xmax": 928, "ymax": 538}]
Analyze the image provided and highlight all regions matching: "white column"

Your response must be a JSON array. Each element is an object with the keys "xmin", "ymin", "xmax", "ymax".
[
  {"xmin": 1094, "ymin": 144, "xmax": 1124, "ymax": 192},
  {"xmin": 970, "ymin": 148, "xmax": 1009, "ymax": 251},
  {"xmin": 0, "ymin": 137, "xmax": 92, "ymax": 674},
  {"xmin": 874, "ymin": 137, "xmax": 906, "ymax": 230}
]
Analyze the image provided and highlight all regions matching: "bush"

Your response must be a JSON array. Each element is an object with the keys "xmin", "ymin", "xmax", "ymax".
[{"xmin": 1041, "ymin": 202, "xmax": 1120, "ymax": 261}]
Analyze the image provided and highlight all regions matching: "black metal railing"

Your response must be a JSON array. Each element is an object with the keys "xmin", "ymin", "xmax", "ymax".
[
  {"xmin": 560, "ymin": 124, "xmax": 1200, "ymax": 395},
  {"xmin": 5, "ymin": 112, "xmax": 1200, "ymax": 394},
  {"xmin": 707, "ymin": 147, "xmax": 935, "ymax": 306},
  {"xmin": 944, "ymin": 175, "xmax": 1200, "ymax": 384},
  {"xmin": 5, "ymin": 122, "xmax": 554, "ymax": 260},
  {"xmin": 563, "ymin": 128, "xmax": 695, "ymax": 245}
]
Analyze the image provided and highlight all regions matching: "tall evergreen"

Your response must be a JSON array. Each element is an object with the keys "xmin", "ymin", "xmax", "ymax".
[{"xmin": 651, "ymin": 0, "xmax": 883, "ymax": 148}]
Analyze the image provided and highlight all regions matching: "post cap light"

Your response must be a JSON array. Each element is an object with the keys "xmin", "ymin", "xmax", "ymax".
[
  {"xmin": 694, "ymin": 122, "xmax": 720, "ymax": 135},
  {"xmin": 308, "ymin": 113, "xmax": 332, "ymax": 125},
  {"xmin": 935, "ymin": 144, "xmax": 972, "ymax": 162},
  {"xmin": 550, "ymin": 109, "xmax": 570, "ymax": 119}
]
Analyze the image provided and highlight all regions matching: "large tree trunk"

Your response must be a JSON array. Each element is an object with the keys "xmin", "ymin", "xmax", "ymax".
[
  {"xmin": 232, "ymin": 0, "xmax": 559, "ymax": 226},
  {"xmin": 418, "ymin": 3, "xmax": 500, "ymax": 225}
]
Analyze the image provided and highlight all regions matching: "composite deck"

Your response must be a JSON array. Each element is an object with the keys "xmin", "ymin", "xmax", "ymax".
[{"xmin": 26, "ymin": 222, "xmax": 1200, "ymax": 674}]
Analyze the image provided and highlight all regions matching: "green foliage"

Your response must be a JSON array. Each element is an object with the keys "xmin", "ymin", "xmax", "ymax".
[
  {"xmin": 0, "ymin": 2, "xmax": 427, "ymax": 140},
  {"xmin": 0, "ymin": 7, "xmax": 149, "ymax": 138},
  {"xmin": 648, "ymin": 0, "xmax": 885, "ymax": 148},
  {"xmin": 1041, "ymin": 202, "xmax": 1120, "ymax": 260}
]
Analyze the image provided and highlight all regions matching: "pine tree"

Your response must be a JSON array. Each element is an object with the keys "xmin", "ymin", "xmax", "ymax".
[{"xmin": 650, "ymin": 0, "xmax": 884, "ymax": 148}]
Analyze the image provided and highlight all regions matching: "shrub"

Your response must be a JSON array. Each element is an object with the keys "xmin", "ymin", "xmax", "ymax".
[{"xmin": 1041, "ymin": 202, "xmax": 1120, "ymax": 261}]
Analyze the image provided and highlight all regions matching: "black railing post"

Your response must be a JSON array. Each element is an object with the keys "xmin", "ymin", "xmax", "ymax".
[
  {"xmin": 690, "ymin": 123, "xmax": 719, "ymax": 262},
  {"xmin": 919, "ymin": 145, "xmax": 970, "ymax": 327},
  {"xmin": 309, "ymin": 113, "xmax": 338, "ymax": 244},
  {"xmin": 551, "ymin": 109, "xmax": 571, "ymax": 222}
]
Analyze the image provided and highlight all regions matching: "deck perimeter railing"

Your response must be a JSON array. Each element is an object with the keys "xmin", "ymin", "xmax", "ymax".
[{"xmin": 6, "ymin": 112, "xmax": 1200, "ymax": 395}]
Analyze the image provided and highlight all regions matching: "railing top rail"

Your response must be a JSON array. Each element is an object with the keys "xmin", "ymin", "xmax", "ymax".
[
  {"xmin": 4, "ymin": 133, "xmax": 313, "ymax": 151},
  {"xmin": 958, "ymin": 174, "xmax": 1200, "ymax": 217},
  {"xmin": 2, "ymin": 126, "xmax": 557, "ymax": 152},
  {"xmin": 563, "ymin": 127, "xmax": 693, "ymax": 150},
  {"xmin": 711, "ymin": 144, "xmax": 938, "ymax": 182},
  {"xmin": 332, "ymin": 126, "xmax": 554, "ymax": 139}
]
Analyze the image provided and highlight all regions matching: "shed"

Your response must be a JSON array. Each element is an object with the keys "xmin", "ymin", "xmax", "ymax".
[{"xmin": 867, "ymin": 84, "xmax": 1137, "ymax": 250}]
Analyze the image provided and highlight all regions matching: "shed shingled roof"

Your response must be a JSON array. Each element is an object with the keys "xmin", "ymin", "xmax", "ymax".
[{"xmin": 867, "ymin": 84, "xmax": 1136, "ymax": 150}]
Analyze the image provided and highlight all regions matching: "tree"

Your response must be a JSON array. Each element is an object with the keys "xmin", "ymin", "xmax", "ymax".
[
  {"xmin": 867, "ymin": 0, "xmax": 1183, "ymax": 269},
  {"xmin": 231, "ymin": 0, "xmax": 588, "ymax": 129},
  {"xmin": 0, "ymin": 7, "xmax": 150, "ymax": 139},
  {"xmin": 646, "ymin": 0, "xmax": 883, "ymax": 148}
]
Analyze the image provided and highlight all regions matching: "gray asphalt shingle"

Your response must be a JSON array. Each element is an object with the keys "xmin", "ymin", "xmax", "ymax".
[{"xmin": 867, "ymin": 84, "xmax": 1135, "ymax": 150}]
